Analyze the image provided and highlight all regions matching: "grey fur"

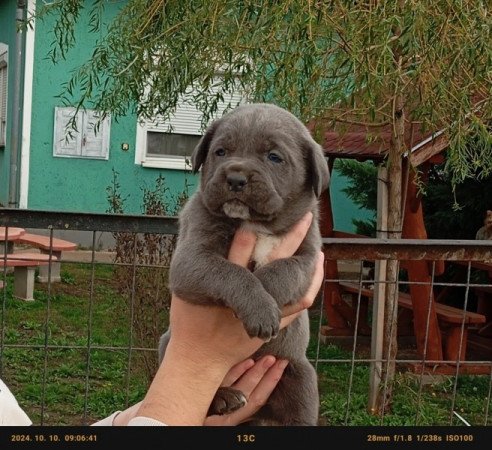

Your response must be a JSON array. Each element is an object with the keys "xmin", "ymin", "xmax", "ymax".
[{"xmin": 158, "ymin": 103, "xmax": 329, "ymax": 425}]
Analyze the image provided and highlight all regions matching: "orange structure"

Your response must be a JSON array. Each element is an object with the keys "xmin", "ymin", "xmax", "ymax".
[{"xmin": 317, "ymin": 122, "xmax": 487, "ymax": 367}]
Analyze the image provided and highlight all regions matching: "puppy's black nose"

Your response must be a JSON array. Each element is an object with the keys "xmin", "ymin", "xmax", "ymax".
[{"xmin": 227, "ymin": 172, "xmax": 248, "ymax": 192}]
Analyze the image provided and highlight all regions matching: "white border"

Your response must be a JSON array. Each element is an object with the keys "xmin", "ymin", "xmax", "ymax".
[
  {"xmin": 19, "ymin": 0, "xmax": 36, "ymax": 208},
  {"xmin": 134, "ymin": 120, "xmax": 192, "ymax": 170}
]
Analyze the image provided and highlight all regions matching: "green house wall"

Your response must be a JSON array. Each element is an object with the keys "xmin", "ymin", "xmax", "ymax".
[
  {"xmin": 1, "ymin": 0, "xmax": 371, "ymax": 232},
  {"xmin": 27, "ymin": 2, "xmax": 196, "ymax": 215}
]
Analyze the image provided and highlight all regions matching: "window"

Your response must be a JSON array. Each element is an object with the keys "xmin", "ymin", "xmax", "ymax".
[
  {"xmin": 146, "ymin": 131, "xmax": 201, "ymax": 158},
  {"xmin": 135, "ymin": 81, "xmax": 244, "ymax": 170},
  {"xmin": 53, "ymin": 107, "xmax": 111, "ymax": 159},
  {"xmin": 0, "ymin": 43, "xmax": 8, "ymax": 147}
]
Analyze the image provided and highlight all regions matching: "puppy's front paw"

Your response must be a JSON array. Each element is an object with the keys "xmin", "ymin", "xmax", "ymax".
[
  {"xmin": 208, "ymin": 387, "xmax": 247, "ymax": 416},
  {"xmin": 240, "ymin": 303, "xmax": 281, "ymax": 341}
]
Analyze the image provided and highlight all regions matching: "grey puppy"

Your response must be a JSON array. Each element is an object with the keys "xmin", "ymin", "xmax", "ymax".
[{"xmin": 159, "ymin": 103, "xmax": 329, "ymax": 426}]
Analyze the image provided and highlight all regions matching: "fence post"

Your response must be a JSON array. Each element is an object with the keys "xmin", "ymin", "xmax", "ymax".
[{"xmin": 368, "ymin": 166, "xmax": 388, "ymax": 413}]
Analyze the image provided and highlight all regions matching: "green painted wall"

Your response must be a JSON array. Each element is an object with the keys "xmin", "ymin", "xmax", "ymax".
[
  {"xmin": 330, "ymin": 170, "xmax": 372, "ymax": 233},
  {"xmin": 26, "ymin": 1, "xmax": 369, "ymax": 232},
  {"xmin": 28, "ymin": 2, "xmax": 197, "ymax": 215},
  {"xmin": 0, "ymin": 0, "xmax": 18, "ymax": 207}
]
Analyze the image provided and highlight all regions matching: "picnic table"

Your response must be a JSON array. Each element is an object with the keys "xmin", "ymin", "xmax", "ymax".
[
  {"xmin": 1, "ymin": 227, "xmax": 77, "ymax": 299},
  {"xmin": 442, "ymin": 260, "xmax": 492, "ymax": 338},
  {"xmin": 0, "ymin": 227, "xmax": 26, "ymax": 253}
]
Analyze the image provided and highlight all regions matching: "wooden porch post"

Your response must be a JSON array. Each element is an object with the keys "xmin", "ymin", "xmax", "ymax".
[
  {"xmin": 319, "ymin": 159, "xmax": 351, "ymax": 333},
  {"xmin": 401, "ymin": 166, "xmax": 443, "ymax": 362}
]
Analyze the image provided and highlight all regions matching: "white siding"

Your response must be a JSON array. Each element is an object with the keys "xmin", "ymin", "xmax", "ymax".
[{"xmin": 0, "ymin": 43, "xmax": 8, "ymax": 147}]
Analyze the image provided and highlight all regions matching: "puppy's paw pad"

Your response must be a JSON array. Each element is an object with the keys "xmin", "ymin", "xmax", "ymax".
[
  {"xmin": 208, "ymin": 387, "xmax": 247, "ymax": 416},
  {"xmin": 242, "ymin": 307, "xmax": 281, "ymax": 340}
]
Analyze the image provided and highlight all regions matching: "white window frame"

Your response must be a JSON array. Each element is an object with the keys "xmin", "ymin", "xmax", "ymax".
[
  {"xmin": 53, "ymin": 107, "xmax": 111, "ymax": 160},
  {"xmin": 135, "ymin": 79, "xmax": 245, "ymax": 170},
  {"xmin": 0, "ymin": 43, "xmax": 8, "ymax": 147}
]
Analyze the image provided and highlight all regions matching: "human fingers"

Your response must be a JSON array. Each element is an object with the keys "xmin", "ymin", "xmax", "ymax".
[
  {"xmin": 207, "ymin": 358, "xmax": 289, "ymax": 426},
  {"xmin": 220, "ymin": 359, "xmax": 255, "ymax": 387},
  {"xmin": 279, "ymin": 251, "xmax": 325, "ymax": 325},
  {"xmin": 228, "ymin": 228, "xmax": 257, "ymax": 267},
  {"xmin": 231, "ymin": 355, "xmax": 276, "ymax": 396},
  {"xmin": 232, "ymin": 358, "xmax": 289, "ymax": 425},
  {"xmin": 266, "ymin": 212, "xmax": 313, "ymax": 262}
]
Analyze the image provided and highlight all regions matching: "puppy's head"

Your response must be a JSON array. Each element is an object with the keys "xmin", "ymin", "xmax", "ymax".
[{"xmin": 192, "ymin": 103, "xmax": 329, "ymax": 223}]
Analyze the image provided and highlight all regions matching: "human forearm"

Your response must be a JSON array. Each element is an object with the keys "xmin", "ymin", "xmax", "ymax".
[{"xmin": 134, "ymin": 340, "xmax": 228, "ymax": 426}]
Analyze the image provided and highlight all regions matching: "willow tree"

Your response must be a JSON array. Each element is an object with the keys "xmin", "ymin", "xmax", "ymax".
[{"xmin": 34, "ymin": 0, "xmax": 491, "ymax": 414}]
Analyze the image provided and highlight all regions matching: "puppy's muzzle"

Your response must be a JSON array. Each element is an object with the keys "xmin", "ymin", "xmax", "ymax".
[{"xmin": 227, "ymin": 171, "xmax": 248, "ymax": 192}]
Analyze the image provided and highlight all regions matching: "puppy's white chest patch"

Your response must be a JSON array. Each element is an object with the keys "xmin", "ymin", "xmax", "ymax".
[
  {"xmin": 241, "ymin": 222, "xmax": 282, "ymax": 269},
  {"xmin": 253, "ymin": 233, "xmax": 282, "ymax": 268}
]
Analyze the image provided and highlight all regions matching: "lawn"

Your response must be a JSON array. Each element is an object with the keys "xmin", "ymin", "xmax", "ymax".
[
  {"xmin": 1, "ymin": 262, "xmax": 490, "ymax": 426},
  {"xmin": 1, "ymin": 263, "xmax": 154, "ymax": 425}
]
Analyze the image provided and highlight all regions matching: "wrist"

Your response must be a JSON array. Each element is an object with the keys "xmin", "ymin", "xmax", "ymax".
[
  {"xmin": 169, "ymin": 332, "xmax": 237, "ymax": 368},
  {"xmin": 136, "ymin": 339, "xmax": 229, "ymax": 425}
]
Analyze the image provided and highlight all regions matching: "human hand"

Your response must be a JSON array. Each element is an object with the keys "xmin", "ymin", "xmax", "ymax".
[{"xmin": 203, "ymin": 356, "xmax": 289, "ymax": 426}]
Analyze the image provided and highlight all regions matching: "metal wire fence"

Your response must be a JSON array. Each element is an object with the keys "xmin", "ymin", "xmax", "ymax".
[{"xmin": 1, "ymin": 209, "xmax": 491, "ymax": 426}]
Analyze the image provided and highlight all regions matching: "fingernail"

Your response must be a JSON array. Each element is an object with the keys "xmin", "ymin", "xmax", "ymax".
[
  {"xmin": 304, "ymin": 212, "xmax": 313, "ymax": 224},
  {"xmin": 263, "ymin": 356, "xmax": 276, "ymax": 368},
  {"xmin": 244, "ymin": 358, "xmax": 255, "ymax": 370}
]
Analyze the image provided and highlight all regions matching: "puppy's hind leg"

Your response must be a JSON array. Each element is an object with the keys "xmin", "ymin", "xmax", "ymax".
[{"xmin": 248, "ymin": 359, "xmax": 319, "ymax": 426}]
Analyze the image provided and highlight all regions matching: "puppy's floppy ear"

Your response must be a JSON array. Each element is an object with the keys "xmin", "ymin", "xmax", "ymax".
[
  {"xmin": 191, "ymin": 119, "xmax": 220, "ymax": 174},
  {"xmin": 305, "ymin": 137, "xmax": 330, "ymax": 197}
]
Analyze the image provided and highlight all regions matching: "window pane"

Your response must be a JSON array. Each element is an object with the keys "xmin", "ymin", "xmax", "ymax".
[{"xmin": 147, "ymin": 132, "xmax": 201, "ymax": 157}]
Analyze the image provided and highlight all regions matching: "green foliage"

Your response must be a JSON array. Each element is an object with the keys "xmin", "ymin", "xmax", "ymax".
[
  {"xmin": 310, "ymin": 343, "xmax": 490, "ymax": 426},
  {"xmin": 3, "ymin": 269, "xmax": 490, "ymax": 425},
  {"xmin": 334, "ymin": 157, "xmax": 492, "ymax": 239},
  {"xmin": 423, "ymin": 165, "xmax": 492, "ymax": 239},
  {"xmin": 60, "ymin": 270, "xmax": 76, "ymax": 285},
  {"xmin": 30, "ymin": 0, "xmax": 492, "ymax": 185},
  {"xmin": 336, "ymin": 159, "xmax": 379, "ymax": 212}
]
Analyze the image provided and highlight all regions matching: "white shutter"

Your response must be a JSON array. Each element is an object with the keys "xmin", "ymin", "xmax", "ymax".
[
  {"xmin": 53, "ymin": 107, "xmax": 83, "ymax": 156},
  {"xmin": 0, "ymin": 43, "xmax": 8, "ymax": 147},
  {"xmin": 139, "ymin": 75, "xmax": 245, "ymax": 169},
  {"xmin": 53, "ymin": 107, "xmax": 110, "ymax": 159},
  {"xmin": 146, "ymin": 78, "xmax": 245, "ymax": 135},
  {"xmin": 82, "ymin": 110, "xmax": 110, "ymax": 159}
]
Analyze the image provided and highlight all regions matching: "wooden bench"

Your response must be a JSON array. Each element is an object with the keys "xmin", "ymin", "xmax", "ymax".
[
  {"xmin": 339, "ymin": 281, "xmax": 486, "ymax": 362},
  {"xmin": 14, "ymin": 233, "xmax": 77, "ymax": 282},
  {"xmin": 1, "ymin": 253, "xmax": 59, "ymax": 301}
]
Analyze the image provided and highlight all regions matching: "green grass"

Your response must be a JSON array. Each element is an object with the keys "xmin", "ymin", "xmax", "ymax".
[
  {"xmin": 1, "ymin": 265, "xmax": 490, "ymax": 426},
  {"xmin": 308, "ymin": 315, "xmax": 491, "ymax": 426},
  {"xmin": 1, "ymin": 263, "xmax": 154, "ymax": 425},
  {"xmin": 314, "ymin": 345, "xmax": 490, "ymax": 426}
]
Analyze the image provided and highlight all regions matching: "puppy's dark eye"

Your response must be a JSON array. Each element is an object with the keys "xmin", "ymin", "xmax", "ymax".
[
  {"xmin": 215, "ymin": 148, "xmax": 225, "ymax": 156},
  {"xmin": 267, "ymin": 152, "xmax": 283, "ymax": 163}
]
